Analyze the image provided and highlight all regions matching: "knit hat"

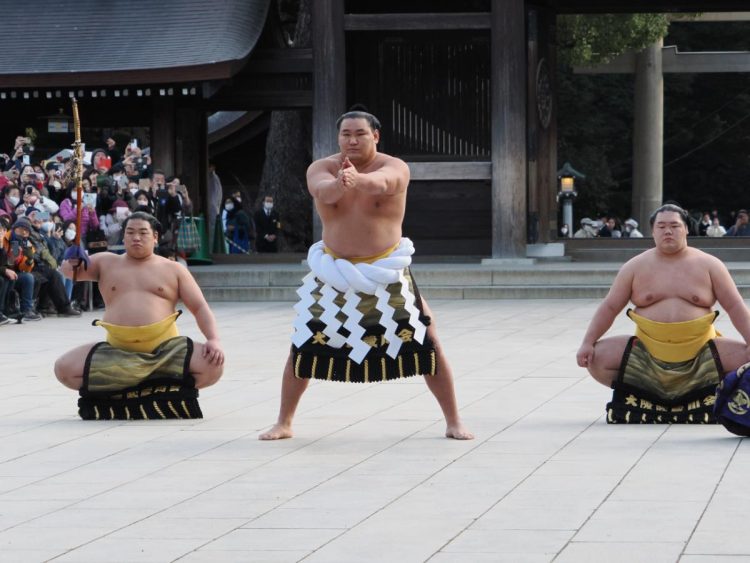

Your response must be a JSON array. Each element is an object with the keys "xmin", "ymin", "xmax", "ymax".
[
  {"xmin": 109, "ymin": 199, "xmax": 129, "ymax": 213},
  {"xmin": 12, "ymin": 216, "xmax": 32, "ymax": 232}
]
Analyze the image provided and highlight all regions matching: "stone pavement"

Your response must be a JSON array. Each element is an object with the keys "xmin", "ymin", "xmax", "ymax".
[{"xmin": 1, "ymin": 299, "xmax": 748, "ymax": 562}]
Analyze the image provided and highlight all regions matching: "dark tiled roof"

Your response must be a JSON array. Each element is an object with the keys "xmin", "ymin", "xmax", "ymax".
[{"xmin": 1, "ymin": 0, "xmax": 270, "ymax": 86}]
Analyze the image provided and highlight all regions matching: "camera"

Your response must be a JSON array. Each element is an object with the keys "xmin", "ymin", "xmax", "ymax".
[
  {"xmin": 22, "ymin": 144, "xmax": 33, "ymax": 155},
  {"xmin": 96, "ymin": 175, "xmax": 118, "ymax": 195},
  {"xmin": 25, "ymin": 186, "xmax": 34, "ymax": 195}
]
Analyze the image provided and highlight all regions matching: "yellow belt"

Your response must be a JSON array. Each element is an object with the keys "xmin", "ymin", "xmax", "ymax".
[
  {"xmin": 627, "ymin": 309, "xmax": 720, "ymax": 363},
  {"xmin": 94, "ymin": 311, "xmax": 181, "ymax": 353},
  {"xmin": 323, "ymin": 241, "xmax": 400, "ymax": 264}
]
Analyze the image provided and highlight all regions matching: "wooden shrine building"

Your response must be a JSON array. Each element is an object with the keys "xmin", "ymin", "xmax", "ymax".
[{"xmin": 1, "ymin": 0, "xmax": 749, "ymax": 258}]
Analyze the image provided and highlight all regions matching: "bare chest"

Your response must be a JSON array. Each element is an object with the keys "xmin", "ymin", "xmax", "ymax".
[
  {"xmin": 632, "ymin": 263, "xmax": 714, "ymax": 307},
  {"xmin": 99, "ymin": 263, "xmax": 178, "ymax": 301}
]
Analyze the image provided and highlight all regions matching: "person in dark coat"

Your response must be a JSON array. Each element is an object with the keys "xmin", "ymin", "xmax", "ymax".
[{"xmin": 254, "ymin": 195, "xmax": 280, "ymax": 253}]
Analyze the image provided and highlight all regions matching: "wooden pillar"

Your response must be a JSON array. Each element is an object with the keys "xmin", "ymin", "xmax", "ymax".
[
  {"xmin": 540, "ymin": 10, "xmax": 558, "ymax": 241},
  {"xmin": 151, "ymin": 97, "xmax": 175, "ymax": 177},
  {"xmin": 175, "ymin": 106, "xmax": 207, "ymax": 215},
  {"xmin": 311, "ymin": 0, "xmax": 346, "ymax": 241},
  {"xmin": 632, "ymin": 38, "xmax": 663, "ymax": 237},
  {"xmin": 491, "ymin": 0, "xmax": 527, "ymax": 258}
]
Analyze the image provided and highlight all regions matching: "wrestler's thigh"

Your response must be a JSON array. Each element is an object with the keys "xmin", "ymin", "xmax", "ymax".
[
  {"xmin": 712, "ymin": 337, "xmax": 750, "ymax": 373},
  {"xmin": 592, "ymin": 336, "xmax": 632, "ymax": 370},
  {"xmin": 419, "ymin": 296, "xmax": 441, "ymax": 341},
  {"xmin": 54, "ymin": 342, "xmax": 98, "ymax": 389},
  {"xmin": 189, "ymin": 342, "xmax": 223, "ymax": 388}
]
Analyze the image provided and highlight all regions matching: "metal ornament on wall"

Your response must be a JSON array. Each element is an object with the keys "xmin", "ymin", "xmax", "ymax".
[{"xmin": 536, "ymin": 58, "xmax": 552, "ymax": 130}]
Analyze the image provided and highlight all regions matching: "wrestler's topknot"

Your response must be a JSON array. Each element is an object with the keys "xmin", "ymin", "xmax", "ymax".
[
  {"xmin": 649, "ymin": 203, "xmax": 689, "ymax": 227},
  {"xmin": 336, "ymin": 106, "xmax": 381, "ymax": 133},
  {"xmin": 123, "ymin": 211, "xmax": 162, "ymax": 235}
]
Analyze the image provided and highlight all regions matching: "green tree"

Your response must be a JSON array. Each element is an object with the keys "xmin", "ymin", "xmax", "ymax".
[
  {"xmin": 558, "ymin": 14, "xmax": 670, "ymax": 66},
  {"xmin": 557, "ymin": 14, "xmax": 671, "ymax": 221}
]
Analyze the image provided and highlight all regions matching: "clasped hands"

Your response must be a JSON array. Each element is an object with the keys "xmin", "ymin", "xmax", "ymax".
[{"xmin": 336, "ymin": 157, "xmax": 358, "ymax": 191}]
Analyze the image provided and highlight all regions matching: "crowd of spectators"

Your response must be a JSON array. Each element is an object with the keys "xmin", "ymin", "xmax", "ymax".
[
  {"xmin": 570, "ymin": 207, "xmax": 750, "ymax": 239},
  {"xmin": 0, "ymin": 134, "xmax": 191, "ymax": 325}
]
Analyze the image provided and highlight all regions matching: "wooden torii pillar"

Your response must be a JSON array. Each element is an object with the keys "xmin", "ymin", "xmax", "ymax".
[{"xmin": 577, "ymin": 42, "xmax": 750, "ymax": 235}]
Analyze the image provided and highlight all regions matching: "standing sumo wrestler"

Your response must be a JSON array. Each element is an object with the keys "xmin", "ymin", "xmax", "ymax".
[{"xmin": 260, "ymin": 110, "xmax": 473, "ymax": 440}]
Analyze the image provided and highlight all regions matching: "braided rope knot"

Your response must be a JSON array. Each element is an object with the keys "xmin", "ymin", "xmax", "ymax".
[{"xmin": 292, "ymin": 238, "xmax": 426, "ymax": 364}]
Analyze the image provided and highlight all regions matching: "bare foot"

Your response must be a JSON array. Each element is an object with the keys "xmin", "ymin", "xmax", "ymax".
[
  {"xmin": 259, "ymin": 423, "xmax": 293, "ymax": 440},
  {"xmin": 446, "ymin": 422, "xmax": 474, "ymax": 440}
]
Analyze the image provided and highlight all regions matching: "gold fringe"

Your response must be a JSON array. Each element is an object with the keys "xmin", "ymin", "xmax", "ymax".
[
  {"xmin": 327, "ymin": 357, "xmax": 334, "ymax": 381},
  {"xmin": 381, "ymin": 357, "xmax": 387, "ymax": 381},
  {"xmin": 124, "ymin": 406, "xmax": 131, "ymax": 420},
  {"xmin": 311, "ymin": 355, "xmax": 318, "ymax": 379},
  {"xmin": 94, "ymin": 406, "xmax": 100, "ymax": 420},
  {"xmin": 364, "ymin": 359, "xmax": 369, "ymax": 383},
  {"xmin": 181, "ymin": 401, "xmax": 191, "ymax": 417},
  {"xmin": 153, "ymin": 401, "xmax": 166, "ymax": 419},
  {"xmin": 168, "ymin": 401, "xmax": 181, "ymax": 418},
  {"xmin": 139, "ymin": 404, "xmax": 147, "ymax": 419},
  {"xmin": 346, "ymin": 359, "xmax": 351, "ymax": 383},
  {"xmin": 109, "ymin": 407, "xmax": 115, "ymax": 420},
  {"xmin": 294, "ymin": 353, "xmax": 302, "ymax": 378},
  {"xmin": 414, "ymin": 352, "xmax": 420, "ymax": 375},
  {"xmin": 398, "ymin": 355, "xmax": 404, "ymax": 379},
  {"xmin": 430, "ymin": 350, "xmax": 436, "ymax": 375}
]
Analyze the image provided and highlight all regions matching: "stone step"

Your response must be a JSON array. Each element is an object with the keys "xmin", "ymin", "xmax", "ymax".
[
  {"xmin": 191, "ymin": 259, "xmax": 750, "ymax": 301},
  {"xmin": 199, "ymin": 283, "xmax": 750, "ymax": 301},
  {"xmin": 191, "ymin": 264, "xmax": 750, "ymax": 289}
]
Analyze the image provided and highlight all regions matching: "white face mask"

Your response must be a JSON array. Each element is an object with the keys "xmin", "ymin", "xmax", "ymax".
[
  {"xmin": 64, "ymin": 228, "xmax": 76, "ymax": 241},
  {"xmin": 42, "ymin": 221, "xmax": 54, "ymax": 233},
  {"xmin": 560, "ymin": 227, "xmax": 568, "ymax": 235},
  {"xmin": 8, "ymin": 196, "xmax": 20, "ymax": 206},
  {"xmin": 224, "ymin": 203, "xmax": 234, "ymax": 211},
  {"xmin": 263, "ymin": 202, "xmax": 273, "ymax": 211},
  {"xmin": 71, "ymin": 191, "xmax": 78, "ymax": 201},
  {"xmin": 130, "ymin": 188, "xmax": 139, "ymax": 195}
]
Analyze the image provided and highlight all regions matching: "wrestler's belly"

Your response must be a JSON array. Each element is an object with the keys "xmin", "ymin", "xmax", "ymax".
[
  {"xmin": 101, "ymin": 293, "xmax": 177, "ymax": 326},
  {"xmin": 320, "ymin": 216, "xmax": 402, "ymax": 258},
  {"xmin": 633, "ymin": 297, "xmax": 712, "ymax": 323}
]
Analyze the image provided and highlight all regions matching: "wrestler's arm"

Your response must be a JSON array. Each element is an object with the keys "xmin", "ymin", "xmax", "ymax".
[
  {"xmin": 60, "ymin": 251, "xmax": 106, "ymax": 282},
  {"xmin": 353, "ymin": 157, "xmax": 409, "ymax": 196},
  {"xmin": 710, "ymin": 257, "xmax": 750, "ymax": 344},
  {"xmin": 576, "ymin": 260, "xmax": 635, "ymax": 367},
  {"xmin": 307, "ymin": 158, "xmax": 347, "ymax": 204},
  {"xmin": 176, "ymin": 263, "xmax": 224, "ymax": 365}
]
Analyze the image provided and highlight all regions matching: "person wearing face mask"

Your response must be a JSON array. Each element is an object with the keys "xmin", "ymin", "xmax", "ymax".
[
  {"xmin": 132, "ymin": 189, "xmax": 154, "ymax": 214},
  {"xmin": 44, "ymin": 220, "xmax": 66, "ymax": 267},
  {"xmin": 58, "ymin": 184, "xmax": 100, "ymax": 245},
  {"xmin": 222, "ymin": 196, "xmax": 253, "ymax": 254},
  {"xmin": 9, "ymin": 216, "xmax": 80, "ymax": 318},
  {"xmin": 18, "ymin": 185, "xmax": 59, "ymax": 217},
  {"xmin": 0, "ymin": 216, "xmax": 39, "ymax": 322},
  {"xmin": 100, "ymin": 200, "xmax": 130, "ymax": 248},
  {"xmin": 559, "ymin": 223, "xmax": 570, "ymax": 238},
  {"xmin": 254, "ymin": 194, "xmax": 280, "ymax": 253},
  {"xmin": 0, "ymin": 185, "xmax": 21, "ymax": 221}
]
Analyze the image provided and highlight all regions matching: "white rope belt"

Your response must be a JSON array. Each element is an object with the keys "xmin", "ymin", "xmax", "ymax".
[{"xmin": 292, "ymin": 237, "xmax": 426, "ymax": 364}]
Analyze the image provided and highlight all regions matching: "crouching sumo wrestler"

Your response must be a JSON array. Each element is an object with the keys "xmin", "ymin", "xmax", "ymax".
[
  {"xmin": 577, "ymin": 204, "xmax": 750, "ymax": 424},
  {"xmin": 55, "ymin": 212, "xmax": 224, "ymax": 419}
]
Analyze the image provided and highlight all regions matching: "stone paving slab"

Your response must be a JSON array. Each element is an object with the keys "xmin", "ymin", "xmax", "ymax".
[{"xmin": 0, "ymin": 299, "xmax": 747, "ymax": 562}]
